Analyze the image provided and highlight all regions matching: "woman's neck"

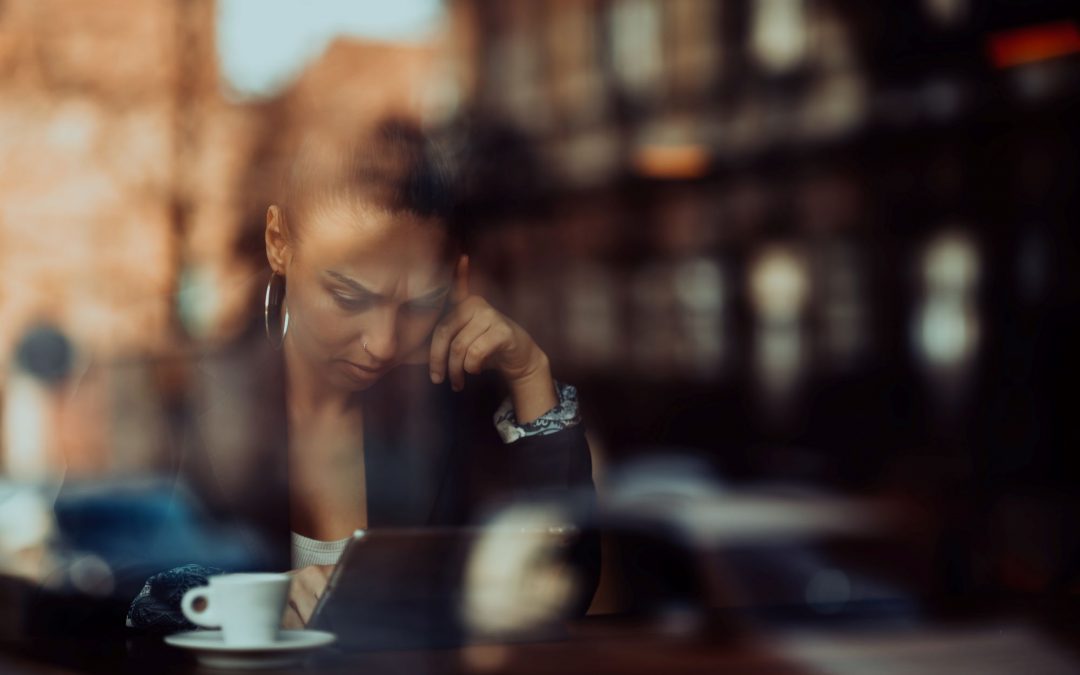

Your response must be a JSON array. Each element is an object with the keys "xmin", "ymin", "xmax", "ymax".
[{"xmin": 282, "ymin": 337, "xmax": 369, "ymax": 539}]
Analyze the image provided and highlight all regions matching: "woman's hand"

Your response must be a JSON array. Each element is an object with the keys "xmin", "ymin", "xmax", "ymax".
[
  {"xmin": 282, "ymin": 565, "xmax": 334, "ymax": 629},
  {"xmin": 429, "ymin": 256, "xmax": 557, "ymax": 423}
]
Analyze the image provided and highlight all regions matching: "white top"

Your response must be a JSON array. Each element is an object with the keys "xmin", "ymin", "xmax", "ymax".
[{"xmin": 290, "ymin": 531, "xmax": 351, "ymax": 568}]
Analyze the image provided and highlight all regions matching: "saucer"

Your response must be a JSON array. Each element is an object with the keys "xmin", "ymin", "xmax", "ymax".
[{"xmin": 165, "ymin": 629, "xmax": 337, "ymax": 670}]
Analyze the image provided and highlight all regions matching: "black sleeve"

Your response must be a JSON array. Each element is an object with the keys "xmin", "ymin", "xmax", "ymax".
[
  {"xmin": 502, "ymin": 424, "xmax": 601, "ymax": 617},
  {"xmin": 506, "ymin": 423, "xmax": 594, "ymax": 493},
  {"xmin": 425, "ymin": 373, "xmax": 603, "ymax": 614}
]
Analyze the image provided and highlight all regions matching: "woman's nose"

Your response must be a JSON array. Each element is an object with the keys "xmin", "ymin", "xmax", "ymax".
[{"xmin": 362, "ymin": 310, "xmax": 399, "ymax": 363}]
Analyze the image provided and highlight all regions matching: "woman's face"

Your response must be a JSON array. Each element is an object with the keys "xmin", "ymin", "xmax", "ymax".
[{"xmin": 268, "ymin": 199, "xmax": 455, "ymax": 391}]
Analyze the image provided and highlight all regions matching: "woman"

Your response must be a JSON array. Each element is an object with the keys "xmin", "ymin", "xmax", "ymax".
[{"xmin": 126, "ymin": 120, "xmax": 596, "ymax": 631}]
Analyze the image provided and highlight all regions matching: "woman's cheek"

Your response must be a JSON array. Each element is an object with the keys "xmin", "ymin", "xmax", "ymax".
[{"xmin": 296, "ymin": 292, "xmax": 351, "ymax": 353}]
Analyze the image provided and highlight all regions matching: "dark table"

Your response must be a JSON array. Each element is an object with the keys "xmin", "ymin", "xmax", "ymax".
[{"xmin": 3, "ymin": 616, "xmax": 1079, "ymax": 674}]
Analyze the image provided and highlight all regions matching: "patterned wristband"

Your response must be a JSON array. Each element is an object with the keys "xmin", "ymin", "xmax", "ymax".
[{"xmin": 493, "ymin": 381, "xmax": 581, "ymax": 444}]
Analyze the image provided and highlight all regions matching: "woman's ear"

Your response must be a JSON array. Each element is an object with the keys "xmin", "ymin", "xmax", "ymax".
[{"xmin": 265, "ymin": 205, "xmax": 291, "ymax": 274}]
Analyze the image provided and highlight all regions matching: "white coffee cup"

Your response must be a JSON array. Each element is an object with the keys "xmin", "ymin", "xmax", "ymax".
[{"xmin": 181, "ymin": 573, "xmax": 291, "ymax": 647}]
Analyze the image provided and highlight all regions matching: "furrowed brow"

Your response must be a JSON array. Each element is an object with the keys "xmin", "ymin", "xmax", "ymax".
[
  {"xmin": 326, "ymin": 271, "xmax": 448, "ymax": 304},
  {"xmin": 325, "ymin": 271, "xmax": 382, "ymax": 298},
  {"xmin": 410, "ymin": 286, "xmax": 450, "ymax": 303}
]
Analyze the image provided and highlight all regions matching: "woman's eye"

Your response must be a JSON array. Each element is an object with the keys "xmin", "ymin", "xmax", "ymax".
[{"xmin": 331, "ymin": 293, "xmax": 373, "ymax": 311}]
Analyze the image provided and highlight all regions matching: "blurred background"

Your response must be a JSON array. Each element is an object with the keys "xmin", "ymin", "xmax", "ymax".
[{"xmin": 1, "ymin": 0, "xmax": 1079, "ymax": 667}]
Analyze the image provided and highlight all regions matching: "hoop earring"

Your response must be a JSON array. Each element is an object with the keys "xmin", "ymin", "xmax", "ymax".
[{"xmin": 264, "ymin": 272, "xmax": 290, "ymax": 349}]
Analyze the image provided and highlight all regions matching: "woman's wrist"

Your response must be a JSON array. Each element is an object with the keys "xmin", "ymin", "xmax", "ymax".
[{"xmin": 506, "ymin": 351, "xmax": 557, "ymax": 424}]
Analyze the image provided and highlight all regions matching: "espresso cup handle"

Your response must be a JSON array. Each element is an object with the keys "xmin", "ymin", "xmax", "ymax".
[{"xmin": 181, "ymin": 587, "xmax": 218, "ymax": 628}]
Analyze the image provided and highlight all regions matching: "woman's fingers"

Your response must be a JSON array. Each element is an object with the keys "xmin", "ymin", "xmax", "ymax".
[
  {"xmin": 451, "ymin": 254, "xmax": 470, "ymax": 304},
  {"xmin": 286, "ymin": 565, "xmax": 332, "ymax": 626},
  {"xmin": 447, "ymin": 319, "xmax": 492, "ymax": 391},
  {"xmin": 429, "ymin": 299, "xmax": 479, "ymax": 384},
  {"xmin": 462, "ymin": 323, "xmax": 510, "ymax": 376},
  {"xmin": 429, "ymin": 292, "xmax": 520, "ymax": 390},
  {"xmin": 430, "ymin": 253, "xmax": 472, "ymax": 382},
  {"xmin": 288, "ymin": 586, "xmax": 318, "ymax": 625},
  {"xmin": 282, "ymin": 605, "xmax": 304, "ymax": 630}
]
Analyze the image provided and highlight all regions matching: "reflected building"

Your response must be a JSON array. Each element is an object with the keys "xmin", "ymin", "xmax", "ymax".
[{"xmin": 0, "ymin": 1, "xmax": 442, "ymax": 471}]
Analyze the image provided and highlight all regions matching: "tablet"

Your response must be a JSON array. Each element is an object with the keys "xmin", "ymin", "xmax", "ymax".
[{"xmin": 309, "ymin": 527, "xmax": 575, "ymax": 651}]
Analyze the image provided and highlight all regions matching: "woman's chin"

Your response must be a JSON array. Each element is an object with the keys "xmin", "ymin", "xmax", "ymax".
[{"xmin": 332, "ymin": 361, "xmax": 385, "ymax": 390}]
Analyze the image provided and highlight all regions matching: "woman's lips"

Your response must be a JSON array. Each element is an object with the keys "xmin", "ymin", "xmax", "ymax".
[{"xmin": 338, "ymin": 359, "xmax": 385, "ymax": 378}]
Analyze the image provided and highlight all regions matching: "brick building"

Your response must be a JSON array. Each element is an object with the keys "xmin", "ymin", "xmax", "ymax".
[{"xmin": 0, "ymin": 0, "xmax": 441, "ymax": 365}]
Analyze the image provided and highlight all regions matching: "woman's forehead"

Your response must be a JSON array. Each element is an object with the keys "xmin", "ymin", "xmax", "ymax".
[
  {"xmin": 299, "ymin": 197, "xmax": 448, "ymax": 257},
  {"xmin": 295, "ymin": 199, "xmax": 452, "ymax": 286}
]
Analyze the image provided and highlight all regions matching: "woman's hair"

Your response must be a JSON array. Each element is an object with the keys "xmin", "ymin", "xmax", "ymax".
[{"xmin": 279, "ymin": 117, "xmax": 459, "ymax": 244}]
